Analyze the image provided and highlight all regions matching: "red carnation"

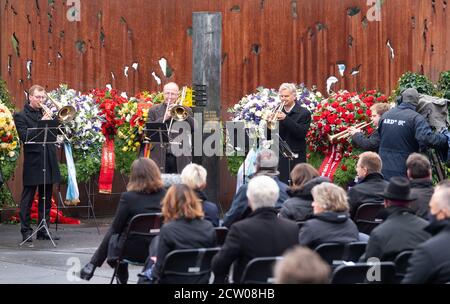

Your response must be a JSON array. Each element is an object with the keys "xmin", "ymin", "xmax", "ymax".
[{"xmin": 341, "ymin": 165, "xmax": 347, "ymax": 171}]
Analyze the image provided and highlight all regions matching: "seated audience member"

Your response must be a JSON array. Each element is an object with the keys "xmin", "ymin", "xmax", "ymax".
[
  {"xmin": 181, "ymin": 163, "xmax": 220, "ymax": 227},
  {"xmin": 348, "ymin": 103, "xmax": 391, "ymax": 152},
  {"xmin": 212, "ymin": 176, "xmax": 298, "ymax": 283},
  {"xmin": 362, "ymin": 176, "xmax": 430, "ymax": 262},
  {"xmin": 406, "ymin": 153, "xmax": 434, "ymax": 219},
  {"xmin": 222, "ymin": 149, "xmax": 289, "ymax": 228},
  {"xmin": 402, "ymin": 182, "xmax": 450, "ymax": 284},
  {"xmin": 298, "ymin": 182, "xmax": 359, "ymax": 249},
  {"xmin": 279, "ymin": 163, "xmax": 330, "ymax": 222},
  {"xmin": 149, "ymin": 184, "xmax": 217, "ymax": 283},
  {"xmin": 79, "ymin": 158, "xmax": 166, "ymax": 284},
  {"xmin": 274, "ymin": 246, "xmax": 331, "ymax": 284},
  {"xmin": 347, "ymin": 151, "xmax": 388, "ymax": 218}
]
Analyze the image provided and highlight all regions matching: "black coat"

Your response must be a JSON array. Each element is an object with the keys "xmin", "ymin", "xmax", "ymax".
[
  {"xmin": 14, "ymin": 104, "xmax": 61, "ymax": 185},
  {"xmin": 362, "ymin": 206, "xmax": 431, "ymax": 261},
  {"xmin": 298, "ymin": 211, "xmax": 359, "ymax": 249},
  {"xmin": 347, "ymin": 173, "xmax": 388, "ymax": 218},
  {"xmin": 212, "ymin": 207, "xmax": 298, "ymax": 283},
  {"xmin": 378, "ymin": 102, "xmax": 447, "ymax": 180},
  {"xmin": 278, "ymin": 103, "xmax": 311, "ymax": 184},
  {"xmin": 409, "ymin": 178, "xmax": 434, "ymax": 219},
  {"xmin": 402, "ymin": 219, "xmax": 450, "ymax": 284},
  {"xmin": 279, "ymin": 176, "xmax": 330, "ymax": 222},
  {"xmin": 152, "ymin": 218, "xmax": 217, "ymax": 283},
  {"xmin": 90, "ymin": 190, "xmax": 166, "ymax": 267},
  {"xmin": 195, "ymin": 189, "xmax": 220, "ymax": 227},
  {"xmin": 351, "ymin": 130, "xmax": 380, "ymax": 152}
]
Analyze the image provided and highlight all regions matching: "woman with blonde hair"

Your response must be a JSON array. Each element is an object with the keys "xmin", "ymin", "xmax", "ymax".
[
  {"xmin": 80, "ymin": 158, "xmax": 166, "ymax": 284},
  {"xmin": 147, "ymin": 184, "xmax": 216, "ymax": 283},
  {"xmin": 298, "ymin": 182, "xmax": 359, "ymax": 249}
]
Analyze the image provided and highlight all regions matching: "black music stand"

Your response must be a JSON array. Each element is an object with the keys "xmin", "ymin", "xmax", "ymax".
[
  {"xmin": 143, "ymin": 123, "xmax": 170, "ymax": 171},
  {"xmin": 276, "ymin": 134, "xmax": 298, "ymax": 186},
  {"xmin": 20, "ymin": 119, "xmax": 60, "ymax": 247}
]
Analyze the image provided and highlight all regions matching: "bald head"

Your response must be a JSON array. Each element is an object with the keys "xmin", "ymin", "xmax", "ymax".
[{"xmin": 163, "ymin": 82, "xmax": 179, "ymax": 105}]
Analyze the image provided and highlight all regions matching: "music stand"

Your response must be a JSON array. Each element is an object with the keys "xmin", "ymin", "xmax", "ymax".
[
  {"xmin": 20, "ymin": 119, "xmax": 60, "ymax": 247},
  {"xmin": 276, "ymin": 134, "xmax": 298, "ymax": 186}
]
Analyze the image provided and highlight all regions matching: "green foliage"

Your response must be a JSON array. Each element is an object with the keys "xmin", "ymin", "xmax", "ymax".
[
  {"xmin": 226, "ymin": 154, "xmax": 245, "ymax": 176},
  {"xmin": 114, "ymin": 137, "xmax": 139, "ymax": 175},
  {"xmin": 307, "ymin": 150, "xmax": 324, "ymax": 170},
  {"xmin": 437, "ymin": 70, "xmax": 450, "ymax": 100},
  {"xmin": 0, "ymin": 79, "xmax": 14, "ymax": 111},
  {"xmin": 0, "ymin": 186, "xmax": 16, "ymax": 208},
  {"xmin": 392, "ymin": 72, "xmax": 436, "ymax": 101},
  {"xmin": 59, "ymin": 144, "xmax": 102, "ymax": 184}
]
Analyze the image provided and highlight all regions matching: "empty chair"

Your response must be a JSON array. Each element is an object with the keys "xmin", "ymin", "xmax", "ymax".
[
  {"xmin": 240, "ymin": 257, "xmax": 282, "ymax": 284},
  {"xmin": 354, "ymin": 203, "xmax": 384, "ymax": 234},
  {"xmin": 157, "ymin": 247, "xmax": 220, "ymax": 284},
  {"xmin": 214, "ymin": 227, "xmax": 229, "ymax": 246},
  {"xmin": 344, "ymin": 242, "xmax": 367, "ymax": 262},
  {"xmin": 315, "ymin": 243, "xmax": 346, "ymax": 266},
  {"xmin": 331, "ymin": 262, "xmax": 397, "ymax": 284},
  {"xmin": 110, "ymin": 212, "xmax": 163, "ymax": 284},
  {"xmin": 394, "ymin": 250, "xmax": 413, "ymax": 277}
]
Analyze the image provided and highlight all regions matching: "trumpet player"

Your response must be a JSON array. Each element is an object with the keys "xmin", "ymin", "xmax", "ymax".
[
  {"xmin": 272, "ymin": 83, "xmax": 311, "ymax": 184},
  {"xmin": 14, "ymin": 85, "xmax": 61, "ymax": 243},
  {"xmin": 146, "ymin": 82, "xmax": 194, "ymax": 173},
  {"xmin": 347, "ymin": 103, "xmax": 391, "ymax": 152}
]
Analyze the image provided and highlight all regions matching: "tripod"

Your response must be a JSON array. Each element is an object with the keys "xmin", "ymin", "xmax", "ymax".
[{"xmin": 20, "ymin": 121, "xmax": 60, "ymax": 247}]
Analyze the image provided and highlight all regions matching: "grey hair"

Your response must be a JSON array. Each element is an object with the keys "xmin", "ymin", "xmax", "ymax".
[
  {"xmin": 278, "ymin": 83, "xmax": 297, "ymax": 95},
  {"xmin": 247, "ymin": 175, "xmax": 280, "ymax": 210},
  {"xmin": 432, "ymin": 187, "xmax": 450, "ymax": 212},
  {"xmin": 311, "ymin": 182, "xmax": 349, "ymax": 212},
  {"xmin": 181, "ymin": 163, "xmax": 207, "ymax": 190}
]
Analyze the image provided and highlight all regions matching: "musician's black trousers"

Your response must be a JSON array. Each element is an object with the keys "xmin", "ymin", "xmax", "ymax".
[
  {"xmin": 19, "ymin": 184, "xmax": 53, "ymax": 235},
  {"xmin": 165, "ymin": 153, "xmax": 178, "ymax": 174}
]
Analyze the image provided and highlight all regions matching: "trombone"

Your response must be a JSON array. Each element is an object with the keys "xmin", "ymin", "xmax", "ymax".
[
  {"xmin": 166, "ymin": 87, "xmax": 188, "ymax": 134},
  {"xmin": 328, "ymin": 121, "xmax": 371, "ymax": 142},
  {"xmin": 44, "ymin": 93, "xmax": 77, "ymax": 123},
  {"xmin": 266, "ymin": 100, "xmax": 286, "ymax": 130}
]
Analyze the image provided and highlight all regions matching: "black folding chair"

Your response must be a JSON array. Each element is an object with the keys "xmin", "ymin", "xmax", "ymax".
[
  {"xmin": 344, "ymin": 242, "xmax": 367, "ymax": 262},
  {"xmin": 331, "ymin": 262, "xmax": 397, "ymax": 284},
  {"xmin": 394, "ymin": 250, "xmax": 413, "ymax": 278},
  {"xmin": 315, "ymin": 243, "xmax": 346, "ymax": 266},
  {"xmin": 240, "ymin": 256, "xmax": 282, "ymax": 284},
  {"xmin": 354, "ymin": 203, "xmax": 384, "ymax": 234},
  {"xmin": 214, "ymin": 227, "xmax": 229, "ymax": 246},
  {"xmin": 109, "ymin": 212, "xmax": 163, "ymax": 284},
  {"xmin": 157, "ymin": 247, "xmax": 221, "ymax": 284}
]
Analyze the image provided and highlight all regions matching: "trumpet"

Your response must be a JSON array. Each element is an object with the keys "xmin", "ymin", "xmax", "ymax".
[
  {"xmin": 266, "ymin": 100, "xmax": 286, "ymax": 130},
  {"xmin": 44, "ymin": 93, "xmax": 77, "ymax": 123},
  {"xmin": 328, "ymin": 122, "xmax": 371, "ymax": 142}
]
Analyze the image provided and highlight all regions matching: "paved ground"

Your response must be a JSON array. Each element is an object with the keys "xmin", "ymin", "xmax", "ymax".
[{"xmin": 0, "ymin": 218, "xmax": 143, "ymax": 284}]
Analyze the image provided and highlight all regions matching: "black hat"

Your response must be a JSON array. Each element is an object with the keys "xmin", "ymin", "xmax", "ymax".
[{"xmin": 382, "ymin": 176, "xmax": 417, "ymax": 201}]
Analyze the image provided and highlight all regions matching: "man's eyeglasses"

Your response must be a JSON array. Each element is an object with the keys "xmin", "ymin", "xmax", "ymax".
[{"xmin": 32, "ymin": 95, "xmax": 47, "ymax": 100}]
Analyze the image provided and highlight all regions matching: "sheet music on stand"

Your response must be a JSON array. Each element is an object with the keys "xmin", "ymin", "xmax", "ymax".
[{"xmin": 144, "ymin": 122, "xmax": 170, "ymax": 147}]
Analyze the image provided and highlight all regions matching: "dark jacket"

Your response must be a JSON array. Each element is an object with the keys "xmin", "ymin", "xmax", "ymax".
[
  {"xmin": 152, "ymin": 218, "xmax": 217, "ymax": 283},
  {"xmin": 409, "ymin": 178, "xmax": 434, "ymax": 219},
  {"xmin": 212, "ymin": 207, "xmax": 298, "ymax": 283},
  {"xmin": 298, "ymin": 211, "xmax": 359, "ymax": 249},
  {"xmin": 195, "ymin": 189, "xmax": 220, "ymax": 227},
  {"xmin": 278, "ymin": 176, "xmax": 330, "ymax": 222},
  {"xmin": 378, "ymin": 102, "xmax": 447, "ymax": 180},
  {"xmin": 90, "ymin": 190, "xmax": 166, "ymax": 267},
  {"xmin": 222, "ymin": 175, "xmax": 289, "ymax": 228},
  {"xmin": 146, "ymin": 103, "xmax": 194, "ymax": 173},
  {"xmin": 347, "ymin": 173, "xmax": 388, "ymax": 218},
  {"xmin": 278, "ymin": 103, "xmax": 311, "ymax": 184},
  {"xmin": 402, "ymin": 219, "xmax": 450, "ymax": 284},
  {"xmin": 14, "ymin": 104, "xmax": 61, "ymax": 185},
  {"xmin": 362, "ymin": 206, "xmax": 431, "ymax": 261},
  {"xmin": 351, "ymin": 130, "xmax": 380, "ymax": 152}
]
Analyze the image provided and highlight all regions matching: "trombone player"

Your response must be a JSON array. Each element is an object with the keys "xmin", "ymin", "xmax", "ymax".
[
  {"xmin": 347, "ymin": 103, "xmax": 391, "ymax": 152},
  {"xmin": 14, "ymin": 85, "xmax": 61, "ymax": 243},
  {"xmin": 146, "ymin": 82, "xmax": 194, "ymax": 173}
]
